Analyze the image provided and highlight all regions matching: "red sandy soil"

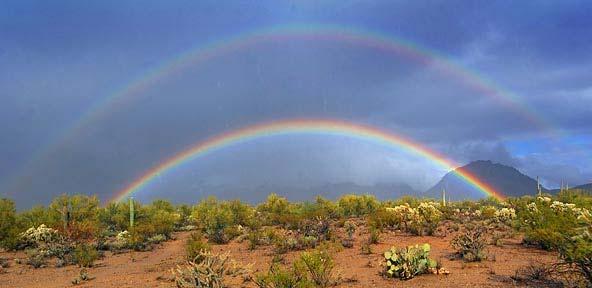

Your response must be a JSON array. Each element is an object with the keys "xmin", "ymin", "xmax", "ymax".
[{"xmin": 0, "ymin": 228, "xmax": 558, "ymax": 288}]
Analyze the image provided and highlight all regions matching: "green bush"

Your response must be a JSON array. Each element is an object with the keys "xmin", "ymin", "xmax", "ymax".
[
  {"xmin": 73, "ymin": 243, "xmax": 99, "ymax": 267},
  {"xmin": 255, "ymin": 263, "xmax": 313, "ymax": 288},
  {"xmin": 297, "ymin": 249, "xmax": 336, "ymax": 287},
  {"xmin": 559, "ymin": 229, "xmax": 592, "ymax": 286},
  {"xmin": 0, "ymin": 198, "xmax": 19, "ymax": 250},
  {"xmin": 192, "ymin": 197, "xmax": 248, "ymax": 244},
  {"xmin": 337, "ymin": 194, "xmax": 379, "ymax": 217},
  {"xmin": 368, "ymin": 227, "xmax": 380, "ymax": 245},
  {"xmin": 516, "ymin": 196, "xmax": 590, "ymax": 250},
  {"xmin": 48, "ymin": 194, "xmax": 102, "ymax": 242},
  {"xmin": 256, "ymin": 249, "xmax": 335, "ymax": 288},
  {"xmin": 257, "ymin": 194, "xmax": 296, "ymax": 227},
  {"xmin": 25, "ymin": 249, "xmax": 47, "ymax": 268},
  {"xmin": 384, "ymin": 244, "xmax": 436, "ymax": 280}
]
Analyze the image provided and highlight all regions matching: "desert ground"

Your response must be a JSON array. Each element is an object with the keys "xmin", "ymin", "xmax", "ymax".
[{"xmin": 0, "ymin": 227, "xmax": 558, "ymax": 288}]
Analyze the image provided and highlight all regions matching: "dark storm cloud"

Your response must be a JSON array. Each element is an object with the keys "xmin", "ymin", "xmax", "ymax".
[{"xmin": 1, "ymin": 1, "xmax": 591, "ymax": 208}]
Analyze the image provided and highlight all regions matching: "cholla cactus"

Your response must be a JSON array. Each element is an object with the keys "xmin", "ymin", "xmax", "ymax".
[
  {"xmin": 573, "ymin": 207, "xmax": 591, "ymax": 222},
  {"xmin": 416, "ymin": 202, "xmax": 443, "ymax": 227},
  {"xmin": 343, "ymin": 220, "xmax": 357, "ymax": 239},
  {"xmin": 172, "ymin": 251, "xmax": 249, "ymax": 288},
  {"xmin": 386, "ymin": 204, "xmax": 418, "ymax": 231},
  {"xmin": 550, "ymin": 201, "xmax": 576, "ymax": 213},
  {"xmin": 113, "ymin": 230, "xmax": 131, "ymax": 248},
  {"xmin": 494, "ymin": 208, "xmax": 516, "ymax": 224},
  {"xmin": 537, "ymin": 196, "xmax": 552, "ymax": 204},
  {"xmin": 20, "ymin": 224, "xmax": 61, "ymax": 247},
  {"xmin": 116, "ymin": 230, "xmax": 130, "ymax": 242},
  {"xmin": 527, "ymin": 202, "xmax": 539, "ymax": 213}
]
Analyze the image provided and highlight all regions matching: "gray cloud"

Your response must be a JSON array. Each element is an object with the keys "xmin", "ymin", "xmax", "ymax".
[{"xmin": 1, "ymin": 1, "xmax": 591, "ymax": 208}]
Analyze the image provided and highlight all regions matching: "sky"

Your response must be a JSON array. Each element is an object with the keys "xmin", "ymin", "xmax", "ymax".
[{"xmin": 1, "ymin": 0, "xmax": 591, "ymax": 208}]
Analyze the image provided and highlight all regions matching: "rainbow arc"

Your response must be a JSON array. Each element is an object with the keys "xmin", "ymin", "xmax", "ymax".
[{"xmin": 111, "ymin": 119, "xmax": 504, "ymax": 202}]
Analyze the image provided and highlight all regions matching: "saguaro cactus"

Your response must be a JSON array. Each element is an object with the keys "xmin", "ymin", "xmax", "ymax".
[{"xmin": 129, "ymin": 197, "xmax": 135, "ymax": 228}]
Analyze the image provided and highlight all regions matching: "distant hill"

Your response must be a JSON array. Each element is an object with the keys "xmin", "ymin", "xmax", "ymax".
[
  {"xmin": 573, "ymin": 183, "xmax": 592, "ymax": 191},
  {"xmin": 549, "ymin": 182, "xmax": 592, "ymax": 194},
  {"xmin": 310, "ymin": 182, "xmax": 419, "ymax": 200},
  {"xmin": 425, "ymin": 160, "xmax": 546, "ymax": 200},
  {"xmin": 172, "ymin": 181, "xmax": 419, "ymax": 204}
]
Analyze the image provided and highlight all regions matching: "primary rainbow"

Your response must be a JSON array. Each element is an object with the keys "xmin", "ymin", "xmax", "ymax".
[{"xmin": 111, "ymin": 119, "xmax": 504, "ymax": 202}]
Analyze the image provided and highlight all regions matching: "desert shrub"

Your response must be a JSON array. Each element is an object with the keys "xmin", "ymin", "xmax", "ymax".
[
  {"xmin": 383, "ymin": 244, "xmax": 436, "ymax": 280},
  {"xmin": 48, "ymin": 194, "xmax": 102, "ymax": 242},
  {"xmin": 0, "ymin": 198, "xmax": 19, "ymax": 250},
  {"xmin": 341, "ymin": 220, "xmax": 356, "ymax": 248},
  {"xmin": 97, "ymin": 201, "xmax": 139, "ymax": 232},
  {"xmin": 0, "ymin": 257, "xmax": 9, "ymax": 268},
  {"xmin": 144, "ymin": 203, "xmax": 180, "ymax": 238},
  {"xmin": 337, "ymin": 194, "xmax": 379, "ymax": 217},
  {"xmin": 517, "ymin": 196, "xmax": 590, "ymax": 250},
  {"xmin": 71, "ymin": 268, "xmax": 95, "ymax": 285},
  {"xmin": 247, "ymin": 229, "xmax": 264, "ymax": 250},
  {"xmin": 479, "ymin": 205, "xmax": 498, "ymax": 220},
  {"xmin": 558, "ymin": 229, "xmax": 592, "ymax": 286},
  {"xmin": 225, "ymin": 199, "xmax": 255, "ymax": 226},
  {"xmin": 73, "ymin": 243, "xmax": 98, "ymax": 267},
  {"xmin": 273, "ymin": 235, "xmax": 298, "ymax": 254},
  {"xmin": 512, "ymin": 263, "xmax": 563, "ymax": 288},
  {"xmin": 312, "ymin": 196, "xmax": 342, "ymax": 219},
  {"xmin": 368, "ymin": 227, "xmax": 380, "ymax": 244},
  {"xmin": 148, "ymin": 234, "xmax": 167, "ymax": 244},
  {"xmin": 176, "ymin": 204, "xmax": 194, "ymax": 228},
  {"xmin": 25, "ymin": 249, "xmax": 47, "ymax": 268},
  {"xmin": 360, "ymin": 243, "xmax": 372, "ymax": 255},
  {"xmin": 192, "ymin": 197, "xmax": 247, "ymax": 244},
  {"xmin": 451, "ymin": 225, "xmax": 488, "ymax": 262},
  {"xmin": 186, "ymin": 232, "xmax": 211, "ymax": 262},
  {"xmin": 298, "ymin": 235, "xmax": 318, "ymax": 250},
  {"xmin": 127, "ymin": 224, "xmax": 156, "ymax": 251},
  {"xmin": 300, "ymin": 216, "xmax": 332, "ymax": 241},
  {"xmin": 255, "ymin": 262, "xmax": 313, "ymax": 288},
  {"xmin": 297, "ymin": 249, "xmax": 336, "ymax": 287},
  {"xmin": 172, "ymin": 251, "xmax": 248, "ymax": 288},
  {"xmin": 367, "ymin": 208, "xmax": 398, "ymax": 230},
  {"xmin": 15, "ymin": 206, "xmax": 53, "ymax": 238},
  {"xmin": 257, "ymin": 194, "xmax": 293, "ymax": 226}
]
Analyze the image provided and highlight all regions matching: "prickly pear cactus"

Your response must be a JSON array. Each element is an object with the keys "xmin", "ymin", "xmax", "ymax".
[{"xmin": 384, "ymin": 243, "xmax": 436, "ymax": 280}]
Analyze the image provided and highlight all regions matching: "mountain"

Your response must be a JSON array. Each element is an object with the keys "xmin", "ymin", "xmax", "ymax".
[
  {"xmin": 573, "ymin": 183, "xmax": 592, "ymax": 191},
  {"xmin": 425, "ymin": 160, "xmax": 546, "ymax": 200},
  {"xmin": 550, "ymin": 182, "xmax": 592, "ymax": 194}
]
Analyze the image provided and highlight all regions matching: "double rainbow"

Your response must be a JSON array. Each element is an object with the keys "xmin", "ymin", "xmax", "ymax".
[
  {"xmin": 10, "ymin": 23, "xmax": 552, "ymax": 198},
  {"xmin": 111, "ymin": 119, "xmax": 504, "ymax": 202}
]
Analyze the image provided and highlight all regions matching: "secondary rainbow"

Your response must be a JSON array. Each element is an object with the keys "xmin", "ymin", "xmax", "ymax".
[
  {"xmin": 111, "ymin": 119, "xmax": 504, "ymax": 202},
  {"xmin": 73, "ymin": 23, "xmax": 555, "ymax": 133}
]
